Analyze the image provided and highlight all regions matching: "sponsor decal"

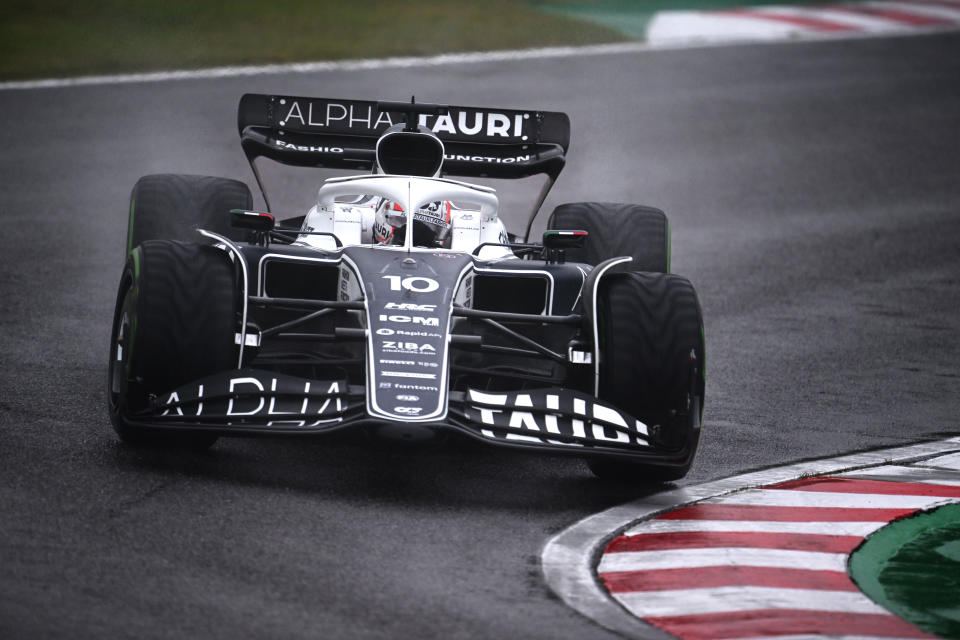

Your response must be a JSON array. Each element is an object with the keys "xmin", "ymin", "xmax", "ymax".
[
  {"xmin": 381, "ymin": 341, "xmax": 437, "ymax": 353},
  {"xmin": 339, "ymin": 268, "xmax": 351, "ymax": 301},
  {"xmin": 393, "ymin": 406, "xmax": 423, "ymax": 415},
  {"xmin": 157, "ymin": 372, "xmax": 346, "ymax": 428},
  {"xmin": 419, "ymin": 111, "xmax": 526, "ymax": 138},
  {"xmin": 465, "ymin": 389, "xmax": 649, "ymax": 446},
  {"xmin": 276, "ymin": 98, "xmax": 532, "ymax": 141},
  {"xmin": 281, "ymin": 100, "xmax": 395, "ymax": 129},
  {"xmin": 395, "ymin": 383, "xmax": 439, "ymax": 391},
  {"xmin": 382, "ymin": 372, "xmax": 437, "ymax": 380},
  {"xmin": 346, "ymin": 248, "xmax": 472, "ymax": 422},
  {"xmin": 378, "ymin": 314, "xmax": 440, "ymax": 326},
  {"xmin": 444, "ymin": 154, "xmax": 532, "ymax": 164},
  {"xmin": 274, "ymin": 140, "xmax": 344, "ymax": 153},
  {"xmin": 375, "ymin": 328, "xmax": 441, "ymax": 338},
  {"xmin": 373, "ymin": 219, "xmax": 393, "ymax": 243},
  {"xmin": 413, "ymin": 201, "xmax": 446, "ymax": 223},
  {"xmin": 396, "ymin": 395, "xmax": 420, "ymax": 402},
  {"xmin": 384, "ymin": 302, "xmax": 437, "ymax": 311},
  {"xmin": 455, "ymin": 274, "xmax": 473, "ymax": 307},
  {"xmin": 412, "ymin": 212, "xmax": 444, "ymax": 226}
]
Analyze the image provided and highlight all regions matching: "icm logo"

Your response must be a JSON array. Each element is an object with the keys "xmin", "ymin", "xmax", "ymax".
[{"xmin": 378, "ymin": 315, "xmax": 440, "ymax": 326}]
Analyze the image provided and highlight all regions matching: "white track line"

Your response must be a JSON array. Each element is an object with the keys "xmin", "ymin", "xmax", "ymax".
[
  {"xmin": 541, "ymin": 436, "xmax": 960, "ymax": 640},
  {"xmin": 4, "ymin": 23, "xmax": 959, "ymax": 92},
  {"xmin": 837, "ymin": 464, "xmax": 960, "ymax": 486},
  {"xmin": 613, "ymin": 585, "xmax": 891, "ymax": 617},
  {"xmin": 598, "ymin": 547, "xmax": 849, "ymax": 573},
  {"xmin": 624, "ymin": 519, "xmax": 884, "ymax": 536},
  {"xmin": 914, "ymin": 451, "xmax": 960, "ymax": 470},
  {"xmin": 703, "ymin": 488, "xmax": 947, "ymax": 509},
  {"xmin": 0, "ymin": 43, "xmax": 651, "ymax": 91},
  {"xmin": 884, "ymin": 0, "xmax": 960, "ymax": 19}
]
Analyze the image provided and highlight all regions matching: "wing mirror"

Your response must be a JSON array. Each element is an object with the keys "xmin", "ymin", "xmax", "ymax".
[
  {"xmin": 230, "ymin": 209, "xmax": 275, "ymax": 232},
  {"xmin": 542, "ymin": 229, "xmax": 588, "ymax": 249}
]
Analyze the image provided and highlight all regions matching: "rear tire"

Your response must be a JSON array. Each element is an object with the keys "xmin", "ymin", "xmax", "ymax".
[
  {"xmin": 588, "ymin": 271, "xmax": 705, "ymax": 482},
  {"xmin": 126, "ymin": 174, "xmax": 253, "ymax": 254},
  {"xmin": 548, "ymin": 202, "xmax": 669, "ymax": 271},
  {"xmin": 107, "ymin": 240, "xmax": 237, "ymax": 449}
]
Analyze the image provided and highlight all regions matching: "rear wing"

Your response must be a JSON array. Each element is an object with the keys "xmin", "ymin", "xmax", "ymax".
[
  {"xmin": 238, "ymin": 94, "xmax": 570, "ymax": 238},
  {"xmin": 238, "ymin": 93, "xmax": 569, "ymax": 179}
]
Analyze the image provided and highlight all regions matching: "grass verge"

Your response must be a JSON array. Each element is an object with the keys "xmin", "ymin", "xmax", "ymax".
[{"xmin": 0, "ymin": 0, "xmax": 626, "ymax": 81}]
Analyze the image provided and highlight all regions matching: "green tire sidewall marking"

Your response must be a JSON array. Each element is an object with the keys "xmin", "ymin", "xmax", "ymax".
[
  {"xmin": 849, "ymin": 502, "xmax": 960, "ymax": 638},
  {"xmin": 130, "ymin": 245, "xmax": 140, "ymax": 281},
  {"xmin": 127, "ymin": 196, "xmax": 135, "ymax": 256}
]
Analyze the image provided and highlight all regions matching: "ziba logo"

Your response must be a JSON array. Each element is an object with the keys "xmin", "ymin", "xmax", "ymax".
[{"xmin": 382, "ymin": 341, "xmax": 436, "ymax": 353}]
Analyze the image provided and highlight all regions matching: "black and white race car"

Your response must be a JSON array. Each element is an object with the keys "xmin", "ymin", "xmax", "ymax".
[{"xmin": 108, "ymin": 94, "xmax": 705, "ymax": 481}]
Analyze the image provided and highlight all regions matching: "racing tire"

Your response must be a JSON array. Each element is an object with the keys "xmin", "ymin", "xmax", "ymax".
[
  {"xmin": 126, "ymin": 174, "xmax": 253, "ymax": 254},
  {"xmin": 588, "ymin": 271, "xmax": 705, "ymax": 482},
  {"xmin": 107, "ymin": 240, "xmax": 237, "ymax": 449},
  {"xmin": 548, "ymin": 202, "xmax": 669, "ymax": 272}
]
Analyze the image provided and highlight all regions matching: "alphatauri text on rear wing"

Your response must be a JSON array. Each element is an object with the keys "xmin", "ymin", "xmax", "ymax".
[{"xmin": 238, "ymin": 93, "xmax": 570, "ymax": 181}]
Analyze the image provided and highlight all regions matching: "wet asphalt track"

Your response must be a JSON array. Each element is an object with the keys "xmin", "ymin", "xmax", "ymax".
[{"xmin": 1, "ymin": 33, "xmax": 959, "ymax": 639}]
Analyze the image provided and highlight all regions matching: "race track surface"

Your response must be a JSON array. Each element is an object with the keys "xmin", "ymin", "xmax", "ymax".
[{"xmin": 1, "ymin": 33, "xmax": 959, "ymax": 639}]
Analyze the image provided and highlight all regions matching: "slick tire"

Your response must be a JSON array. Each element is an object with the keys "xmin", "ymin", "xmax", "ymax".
[
  {"xmin": 547, "ymin": 202, "xmax": 669, "ymax": 272},
  {"xmin": 588, "ymin": 271, "xmax": 705, "ymax": 482},
  {"xmin": 126, "ymin": 174, "xmax": 253, "ymax": 254},
  {"xmin": 107, "ymin": 240, "xmax": 237, "ymax": 449}
]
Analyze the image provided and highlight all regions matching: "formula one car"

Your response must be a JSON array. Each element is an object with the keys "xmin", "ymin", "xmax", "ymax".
[{"xmin": 107, "ymin": 94, "xmax": 705, "ymax": 481}]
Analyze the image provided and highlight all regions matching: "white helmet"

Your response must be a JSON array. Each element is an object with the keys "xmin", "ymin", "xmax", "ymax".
[{"xmin": 374, "ymin": 199, "xmax": 451, "ymax": 247}]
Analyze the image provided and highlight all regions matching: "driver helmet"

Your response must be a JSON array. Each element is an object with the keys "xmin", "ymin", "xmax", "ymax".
[{"xmin": 374, "ymin": 199, "xmax": 452, "ymax": 247}]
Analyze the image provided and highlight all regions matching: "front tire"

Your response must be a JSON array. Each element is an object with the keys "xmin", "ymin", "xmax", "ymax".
[
  {"xmin": 548, "ymin": 202, "xmax": 669, "ymax": 272},
  {"xmin": 588, "ymin": 271, "xmax": 705, "ymax": 482},
  {"xmin": 107, "ymin": 240, "xmax": 237, "ymax": 448},
  {"xmin": 126, "ymin": 174, "xmax": 253, "ymax": 254}
]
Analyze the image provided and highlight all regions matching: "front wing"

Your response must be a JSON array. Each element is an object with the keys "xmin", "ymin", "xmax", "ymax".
[{"xmin": 121, "ymin": 367, "xmax": 695, "ymax": 465}]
